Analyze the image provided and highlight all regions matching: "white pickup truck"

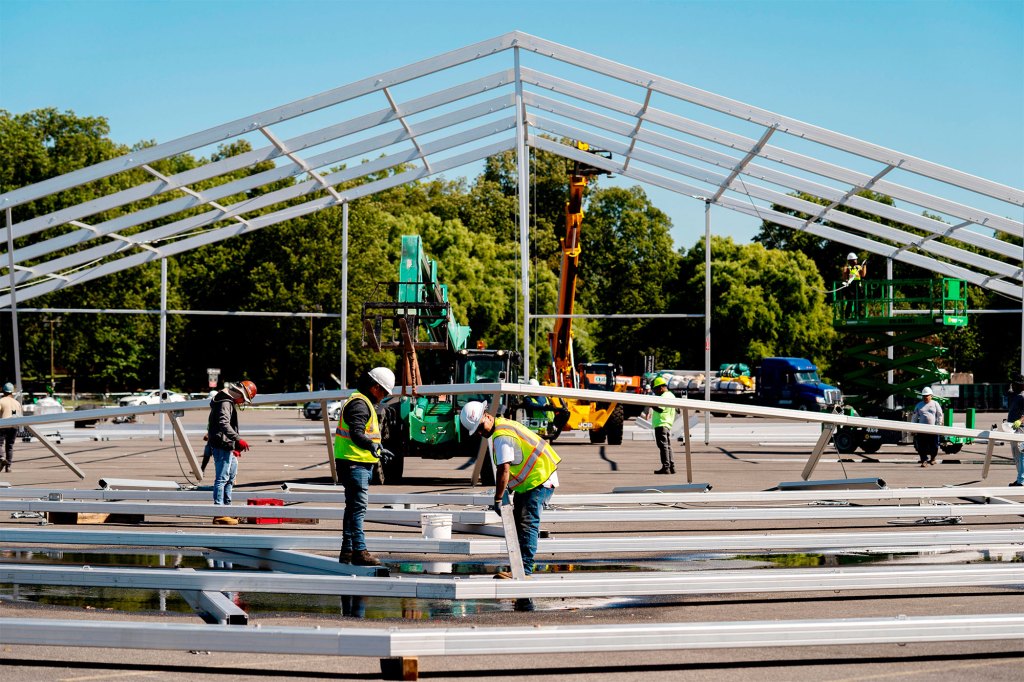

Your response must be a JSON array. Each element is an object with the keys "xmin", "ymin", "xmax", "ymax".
[{"xmin": 118, "ymin": 389, "xmax": 187, "ymax": 407}]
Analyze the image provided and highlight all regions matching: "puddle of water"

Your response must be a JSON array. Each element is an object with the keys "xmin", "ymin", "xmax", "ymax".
[{"xmin": 3, "ymin": 549, "xmax": 1011, "ymax": 620}]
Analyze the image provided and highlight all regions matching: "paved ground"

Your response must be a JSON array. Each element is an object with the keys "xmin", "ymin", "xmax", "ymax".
[{"xmin": 1, "ymin": 408, "xmax": 1022, "ymax": 680}]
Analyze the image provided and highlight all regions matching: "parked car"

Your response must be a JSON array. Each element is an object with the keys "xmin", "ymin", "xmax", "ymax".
[
  {"xmin": 304, "ymin": 400, "xmax": 342, "ymax": 421},
  {"xmin": 119, "ymin": 390, "xmax": 187, "ymax": 407}
]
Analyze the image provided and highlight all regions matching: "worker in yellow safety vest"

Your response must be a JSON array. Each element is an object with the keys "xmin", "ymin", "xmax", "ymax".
[
  {"xmin": 648, "ymin": 376, "xmax": 677, "ymax": 474},
  {"xmin": 460, "ymin": 401, "xmax": 560, "ymax": 579},
  {"xmin": 335, "ymin": 367, "xmax": 396, "ymax": 566}
]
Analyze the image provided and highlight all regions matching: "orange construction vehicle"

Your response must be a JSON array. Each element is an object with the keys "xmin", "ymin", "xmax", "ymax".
[{"xmin": 544, "ymin": 142, "xmax": 633, "ymax": 445}]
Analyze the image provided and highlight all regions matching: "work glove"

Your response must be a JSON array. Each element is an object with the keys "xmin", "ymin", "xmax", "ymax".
[
  {"xmin": 1014, "ymin": 420, "xmax": 1022, "ymax": 431},
  {"xmin": 236, "ymin": 439, "xmax": 250, "ymax": 452},
  {"xmin": 231, "ymin": 450, "xmax": 242, "ymax": 458},
  {"xmin": 372, "ymin": 443, "xmax": 395, "ymax": 466},
  {"xmin": 491, "ymin": 499, "xmax": 503, "ymax": 516}
]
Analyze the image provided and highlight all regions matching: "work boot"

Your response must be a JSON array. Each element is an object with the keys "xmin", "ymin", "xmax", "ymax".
[
  {"xmin": 338, "ymin": 549, "xmax": 352, "ymax": 564},
  {"xmin": 654, "ymin": 467, "xmax": 671, "ymax": 475},
  {"xmin": 213, "ymin": 516, "xmax": 238, "ymax": 525},
  {"xmin": 668, "ymin": 463, "xmax": 676, "ymax": 474},
  {"xmin": 351, "ymin": 550, "xmax": 380, "ymax": 566},
  {"xmin": 0, "ymin": 460, "xmax": 9, "ymax": 473}
]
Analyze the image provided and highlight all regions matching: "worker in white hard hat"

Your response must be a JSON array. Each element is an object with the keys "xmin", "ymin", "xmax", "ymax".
[
  {"xmin": 910, "ymin": 386, "xmax": 943, "ymax": 467},
  {"xmin": 0, "ymin": 382, "xmax": 21, "ymax": 473},
  {"xmin": 839, "ymin": 252, "xmax": 867, "ymax": 319},
  {"xmin": 460, "ymin": 400, "xmax": 561, "ymax": 579},
  {"xmin": 334, "ymin": 366, "xmax": 396, "ymax": 566}
]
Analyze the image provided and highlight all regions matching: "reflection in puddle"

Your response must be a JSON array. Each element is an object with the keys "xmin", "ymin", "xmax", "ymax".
[{"xmin": 3, "ymin": 548, "xmax": 1007, "ymax": 620}]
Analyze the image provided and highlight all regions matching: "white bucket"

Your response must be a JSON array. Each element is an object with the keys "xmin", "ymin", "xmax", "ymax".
[{"xmin": 420, "ymin": 513, "xmax": 453, "ymax": 540}]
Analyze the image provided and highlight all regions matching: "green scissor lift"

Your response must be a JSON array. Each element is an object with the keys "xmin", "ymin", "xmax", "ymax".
[{"xmin": 831, "ymin": 277, "xmax": 973, "ymax": 455}]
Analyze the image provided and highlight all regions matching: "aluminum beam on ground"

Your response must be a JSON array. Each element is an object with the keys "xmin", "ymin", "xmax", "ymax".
[
  {"xmin": 3, "ymin": 527, "xmax": 1021, "ymax": 556},
  {"xmin": 2, "ymin": 563, "xmax": 1022, "ymax": 600},
  {"xmin": 3, "ymin": 485, "xmax": 1022, "ymax": 506},
  {"xmin": 1, "ymin": 613, "xmax": 1022, "ymax": 659},
  {"xmin": 537, "ymin": 505, "xmax": 1021, "ymax": 522},
  {"xmin": 178, "ymin": 586, "xmax": 249, "ymax": 625},
  {"xmin": 0, "ymin": 500, "xmax": 491, "ymax": 523},
  {"xmin": 212, "ymin": 548, "xmax": 388, "ymax": 577}
]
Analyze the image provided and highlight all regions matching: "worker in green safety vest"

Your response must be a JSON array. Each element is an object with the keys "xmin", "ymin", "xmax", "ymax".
[
  {"xmin": 335, "ymin": 367, "xmax": 396, "ymax": 567},
  {"xmin": 648, "ymin": 376, "xmax": 677, "ymax": 474},
  {"xmin": 460, "ymin": 400, "xmax": 560, "ymax": 579}
]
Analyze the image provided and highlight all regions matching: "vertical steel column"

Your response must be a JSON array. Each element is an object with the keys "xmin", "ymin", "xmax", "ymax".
[
  {"xmin": 515, "ymin": 46, "xmax": 531, "ymax": 377},
  {"xmin": 341, "ymin": 201, "xmax": 349, "ymax": 389},
  {"xmin": 1020, "ymin": 241, "xmax": 1023, "ymax": 373},
  {"xmin": 159, "ymin": 258, "xmax": 167, "ymax": 441},
  {"xmin": 4, "ymin": 208, "xmax": 22, "ymax": 391},
  {"xmin": 887, "ymin": 257, "xmax": 894, "ymax": 411},
  {"xmin": 704, "ymin": 199, "xmax": 711, "ymax": 445}
]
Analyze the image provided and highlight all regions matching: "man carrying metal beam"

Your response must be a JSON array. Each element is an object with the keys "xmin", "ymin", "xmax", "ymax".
[
  {"xmin": 460, "ymin": 401, "xmax": 561, "ymax": 579},
  {"xmin": 206, "ymin": 380, "xmax": 257, "ymax": 525}
]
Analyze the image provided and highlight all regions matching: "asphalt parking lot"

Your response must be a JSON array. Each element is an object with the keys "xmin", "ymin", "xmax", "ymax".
[{"xmin": 1, "ymin": 408, "xmax": 1022, "ymax": 681}]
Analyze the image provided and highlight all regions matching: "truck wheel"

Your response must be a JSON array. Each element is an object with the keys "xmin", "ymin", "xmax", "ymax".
[
  {"xmin": 606, "ymin": 405, "xmax": 624, "ymax": 445},
  {"xmin": 833, "ymin": 431, "xmax": 861, "ymax": 454},
  {"xmin": 860, "ymin": 441, "xmax": 882, "ymax": 454},
  {"xmin": 589, "ymin": 428, "xmax": 607, "ymax": 444},
  {"xmin": 940, "ymin": 442, "xmax": 963, "ymax": 455}
]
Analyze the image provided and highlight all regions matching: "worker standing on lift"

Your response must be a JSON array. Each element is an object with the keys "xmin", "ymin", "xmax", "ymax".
[{"xmin": 840, "ymin": 253, "xmax": 867, "ymax": 319}]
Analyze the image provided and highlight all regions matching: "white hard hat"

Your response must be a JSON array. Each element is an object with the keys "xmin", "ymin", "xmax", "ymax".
[
  {"xmin": 847, "ymin": 252, "xmax": 858, "ymax": 261},
  {"xmin": 919, "ymin": 387, "xmax": 933, "ymax": 396},
  {"xmin": 528, "ymin": 378, "xmax": 540, "ymax": 386},
  {"xmin": 368, "ymin": 367, "xmax": 395, "ymax": 394},
  {"xmin": 460, "ymin": 400, "xmax": 487, "ymax": 433}
]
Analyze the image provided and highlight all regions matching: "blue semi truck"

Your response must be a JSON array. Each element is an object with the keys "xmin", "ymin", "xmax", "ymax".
[{"xmin": 677, "ymin": 357, "xmax": 843, "ymax": 413}]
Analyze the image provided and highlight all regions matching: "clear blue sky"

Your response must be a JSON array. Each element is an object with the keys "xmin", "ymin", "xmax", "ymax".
[{"xmin": 1, "ymin": 0, "xmax": 1021, "ymax": 248}]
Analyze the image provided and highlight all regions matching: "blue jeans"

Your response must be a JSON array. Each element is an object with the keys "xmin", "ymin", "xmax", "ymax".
[
  {"xmin": 339, "ymin": 460, "xmax": 373, "ymax": 551},
  {"xmin": 211, "ymin": 446, "xmax": 237, "ymax": 506},
  {"xmin": 512, "ymin": 485, "xmax": 553, "ymax": 576},
  {"xmin": 1012, "ymin": 440, "xmax": 1024, "ymax": 484}
]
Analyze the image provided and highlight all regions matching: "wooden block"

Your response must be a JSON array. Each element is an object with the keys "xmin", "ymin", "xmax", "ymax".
[
  {"xmin": 380, "ymin": 656, "xmax": 418, "ymax": 681},
  {"xmin": 47, "ymin": 512, "xmax": 144, "ymax": 525}
]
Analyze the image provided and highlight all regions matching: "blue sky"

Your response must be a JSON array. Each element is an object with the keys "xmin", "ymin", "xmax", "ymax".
[{"xmin": 1, "ymin": 0, "xmax": 1021, "ymax": 248}]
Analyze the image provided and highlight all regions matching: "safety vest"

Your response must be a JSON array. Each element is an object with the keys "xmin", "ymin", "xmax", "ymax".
[
  {"xmin": 334, "ymin": 392, "xmax": 381, "ymax": 463},
  {"xmin": 651, "ymin": 392, "xmax": 676, "ymax": 429},
  {"xmin": 845, "ymin": 265, "xmax": 862, "ymax": 283},
  {"xmin": 492, "ymin": 417, "xmax": 561, "ymax": 493}
]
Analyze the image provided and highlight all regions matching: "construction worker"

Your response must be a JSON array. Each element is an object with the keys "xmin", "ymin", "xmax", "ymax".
[
  {"xmin": 1006, "ymin": 373, "xmax": 1024, "ymax": 487},
  {"xmin": 0, "ymin": 383, "xmax": 20, "ymax": 473},
  {"xmin": 840, "ymin": 252, "xmax": 867, "ymax": 318},
  {"xmin": 911, "ymin": 386, "xmax": 943, "ymax": 466},
  {"xmin": 206, "ymin": 380, "xmax": 257, "ymax": 525},
  {"xmin": 649, "ymin": 376, "xmax": 677, "ymax": 474},
  {"xmin": 335, "ymin": 367, "xmax": 396, "ymax": 566},
  {"xmin": 460, "ymin": 400, "xmax": 560, "ymax": 578}
]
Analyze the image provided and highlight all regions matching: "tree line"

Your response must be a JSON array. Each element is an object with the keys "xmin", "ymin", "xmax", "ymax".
[{"xmin": 1, "ymin": 108, "xmax": 1018, "ymax": 395}]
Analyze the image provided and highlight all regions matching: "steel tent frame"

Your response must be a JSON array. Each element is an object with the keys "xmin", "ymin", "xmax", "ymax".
[{"xmin": 3, "ymin": 31, "xmax": 1022, "ymax": 377}]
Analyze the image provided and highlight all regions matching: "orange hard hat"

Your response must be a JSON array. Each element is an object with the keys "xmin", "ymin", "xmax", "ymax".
[{"xmin": 230, "ymin": 380, "xmax": 257, "ymax": 404}]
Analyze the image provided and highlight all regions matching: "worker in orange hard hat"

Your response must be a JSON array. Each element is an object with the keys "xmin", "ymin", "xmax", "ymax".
[{"xmin": 206, "ymin": 380, "xmax": 257, "ymax": 525}]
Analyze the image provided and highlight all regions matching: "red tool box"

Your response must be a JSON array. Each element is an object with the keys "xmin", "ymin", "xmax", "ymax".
[{"xmin": 245, "ymin": 497, "xmax": 284, "ymax": 524}]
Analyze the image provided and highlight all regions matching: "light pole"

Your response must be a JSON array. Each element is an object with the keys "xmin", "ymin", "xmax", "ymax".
[{"xmin": 47, "ymin": 318, "xmax": 61, "ymax": 389}]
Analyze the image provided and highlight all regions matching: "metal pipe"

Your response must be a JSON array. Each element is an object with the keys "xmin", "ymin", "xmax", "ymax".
[
  {"xmin": 5, "ymin": 207, "xmax": 21, "ymax": 390},
  {"xmin": 704, "ymin": 199, "xmax": 711, "ymax": 445},
  {"xmin": 159, "ymin": 258, "xmax": 167, "ymax": 441},
  {"xmin": 515, "ymin": 46, "xmax": 531, "ymax": 376},
  {"xmin": 341, "ymin": 201, "xmax": 349, "ymax": 388}
]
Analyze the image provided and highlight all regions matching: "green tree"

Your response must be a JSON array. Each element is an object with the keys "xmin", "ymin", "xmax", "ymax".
[{"xmin": 675, "ymin": 236, "xmax": 837, "ymax": 371}]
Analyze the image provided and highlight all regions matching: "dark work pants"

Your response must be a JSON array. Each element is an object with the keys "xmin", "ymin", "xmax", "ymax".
[
  {"xmin": 1, "ymin": 428, "xmax": 14, "ymax": 463},
  {"xmin": 655, "ymin": 426, "xmax": 673, "ymax": 468}
]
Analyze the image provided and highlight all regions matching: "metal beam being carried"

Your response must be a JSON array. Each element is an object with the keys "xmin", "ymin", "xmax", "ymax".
[{"xmin": 1, "ymin": 31, "xmax": 1020, "ymax": 311}]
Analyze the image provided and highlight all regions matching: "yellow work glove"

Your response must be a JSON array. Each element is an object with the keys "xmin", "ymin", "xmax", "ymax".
[{"xmin": 1013, "ymin": 419, "xmax": 1022, "ymax": 430}]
